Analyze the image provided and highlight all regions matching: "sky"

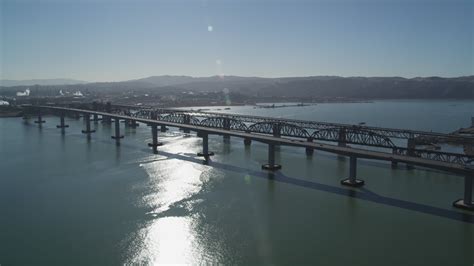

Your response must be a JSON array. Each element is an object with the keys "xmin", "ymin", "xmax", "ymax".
[{"xmin": 0, "ymin": 0, "xmax": 472, "ymax": 82}]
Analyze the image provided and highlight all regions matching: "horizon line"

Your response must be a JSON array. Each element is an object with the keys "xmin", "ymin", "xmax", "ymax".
[{"xmin": 1, "ymin": 74, "xmax": 473, "ymax": 85}]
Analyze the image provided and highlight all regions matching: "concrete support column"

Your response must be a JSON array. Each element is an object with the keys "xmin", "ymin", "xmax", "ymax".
[
  {"xmin": 183, "ymin": 115, "xmax": 191, "ymax": 133},
  {"xmin": 147, "ymin": 124, "xmax": 163, "ymax": 154},
  {"xmin": 406, "ymin": 137, "xmax": 416, "ymax": 169},
  {"xmin": 147, "ymin": 114, "xmax": 162, "ymax": 153},
  {"xmin": 111, "ymin": 118, "xmax": 124, "ymax": 145},
  {"xmin": 81, "ymin": 113, "xmax": 96, "ymax": 137},
  {"xmin": 223, "ymin": 118, "xmax": 230, "ymax": 141},
  {"xmin": 56, "ymin": 112, "xmax": 69, "ymax": 129},
  {"xmin": 272, "ymin": 123, "xmax": 281, "ymax": 150},
  {"xmin": 305, "ymin": 137, "xmax": 314, "ymax": 156},
  {"xmin": 102, "ymin": 102, "xmax": 112, "ymax": 124},
  {"xmin": 407, "ymin": 138, "xmax": 416, "ymax": 155},
  {"xmin": 272, "ymin": 123, "xmax": 281, "ymax": 138},
  {"xmin": 453, "ymin": 174, "xmax": 474, "ymax": 211},
  {"xmin": 338, "ymin": 127, "xmax": 347, "ymax": 147},
  {"xmin": 34, "ymin": 108, "xmax": 46, "ymax": 125},
  {"xmin": 262, "ymin": 142, "xmax": 282, "ymax": 170},
  {"xmin": 93, "ymin": 113, "xmax": 100, "ymax": 123},
  {"xmin": 244, "ymin": 130, "xmax": 252, "ymax": 146},
  {"xmin": 391, "ymin": 148, "xmax": 398, "ymax": 168},
  {"xmin": 244, "ymin": 138, "xmax": 252, "ymax": 146},
  {"xmin": 197, "ymin": 131, "xmax": 215, "ymax": 162},
  {"xmin": 340, "ymin": 156, "xmax": 365, "ymax": 187},
  {"xmin": 92, "ymin": 102, "xmax": 100, "ymax": 123}
]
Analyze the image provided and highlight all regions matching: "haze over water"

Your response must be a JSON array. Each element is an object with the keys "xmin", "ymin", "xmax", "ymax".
[{"xmin": 1, "ymin": 100, "xmax": 473, "ymax": 265}]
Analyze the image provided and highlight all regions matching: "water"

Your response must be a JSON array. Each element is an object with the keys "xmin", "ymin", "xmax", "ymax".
[{"xmin": 1, "ymin": 100, "xmax": 473, "ymax": 265}]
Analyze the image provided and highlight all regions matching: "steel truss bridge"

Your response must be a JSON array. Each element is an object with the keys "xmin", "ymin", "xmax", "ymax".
[{"xmin": 73, "ymin": 102, "xmax": 474, "ymax": 166}]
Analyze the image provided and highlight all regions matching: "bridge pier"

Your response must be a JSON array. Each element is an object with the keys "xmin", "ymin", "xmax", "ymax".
[
  {"xmin": 182, "ymin": 115, "xmax": 191, "ymax": 133},
  {"xmin": 223, "ymin": 118, "xmax": 231, "ymax": 142},
  {"xmin": 93, "ymin": 113, "xmax": 100, "ymax": 123},
  {"xmin": 340, "ymin": 156, "xmax": 365, "ymax": 187},
  {"xmin": 223, "ymin": 135, "xmax": 231, "ymax": 142},
  {"xmin": 92, "ymin": 102, "xmax": 100, "ymax": 123},
  {"xmin": 262, "ymin": 142, "xmax": 281, "ymax": 171},
  {"xmin": 34, "ymin": 108, "xmax": 46, "ymax": 125},
  {"xmin": 272, "ymin": 124, "xmax": 281, "ymax": 149},
  {"xmin": 147, "ymin": 124, "xmax": 163, "ymax": 154},
  {"xmin": 102, "ymin": 102, "xmax": 112, "ymax": 124},
  {"xmin": 56, "ymin": 112, "xmax": 69, "ymax": 129},
  {"xmin": 338, "ymin": 127, "xmax": 347, "ymax": 147},
  {"xmin": 147, "ymin": 112, "xmax": 163, "ymax": 153},
  {"xmin": 391, "ymin": 161, "xmax": 398, "ymax": 168},
  {"xmin": 160, "ymin": 125, "xmax": 168, "ymax": 132},
  {"xmin": 406, "ymin": 137, "xmax": 416, "ymax": 169},
  {"xmin": 111, "ymin": 118, "xmax": 124, "ymax": 145},
  {"xmin": 390, "ymin": 148, "xmax": 398, "ymax": 168},
  {"xmin": 244, "ymin": 138, "xmax": 252, "ymax": 146},
  {"xmin": 305, "ymin": 137, "xmax": 314, "ymax": 156},
  {"xmin": 244, "ymin": 130, "xmax": 252, "ymax": 146},
  {"xmin": 453, "ymin": 174, "xmax": 474, "ymax": 211},
  {"xmin": 81, "ymin": 113, "xmax": 96, "ymax": 136},
  {"xmin": 197, "ymin": 131, "xmax": 214, "ymax": 163}
]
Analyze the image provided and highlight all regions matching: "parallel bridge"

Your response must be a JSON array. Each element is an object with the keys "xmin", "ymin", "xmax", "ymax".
[
  {"xmin": 24, "ymin": 104, "xmax": 474, "ymax": 211},
  {"xmin": 88, "ymin": 102, "xmax": 474, "ymax": 165}
]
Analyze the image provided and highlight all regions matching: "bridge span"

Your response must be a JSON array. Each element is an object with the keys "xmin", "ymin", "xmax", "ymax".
[
  {"xmin": 25, "ymin": 105, "xmax": 474, "ymax": 211},
  {"xmin": 89, "ymin": 103, "xmax": 474, "ymax": 164}
]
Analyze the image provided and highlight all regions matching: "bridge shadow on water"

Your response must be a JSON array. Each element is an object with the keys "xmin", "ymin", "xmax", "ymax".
[{"xmin": 143, "ymin": 150, "xmax": 474, "ymax": 224}]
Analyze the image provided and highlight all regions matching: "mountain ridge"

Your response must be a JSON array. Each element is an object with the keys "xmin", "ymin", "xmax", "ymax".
[
  {"xmin": 2, "ymin": 75, "xmax": 473, "ymax": 88},
  {"xmin": 0, "ymin": 78, "xmax": 87, "ymax": 87}
]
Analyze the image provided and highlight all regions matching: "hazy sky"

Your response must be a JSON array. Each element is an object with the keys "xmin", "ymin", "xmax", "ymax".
[{"xmin": 1, "ymin": 0, "xmax": 472, "ymax": 81}]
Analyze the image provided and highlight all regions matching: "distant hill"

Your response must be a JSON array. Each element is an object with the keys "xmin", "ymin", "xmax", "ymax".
[
  {"xmin": 0, "ymin": 78, "xmax": 87, "ymax": 87},
  {"xmin": 253, "ymin": 76, "xmax": 474, "ymax": 99},
  {"xmin": 130, "ymin": 75, "xmax": 474, "ymax": 99},
  {"xmin": 1, "ymin": 75, "xmax": 473, "ymax": 100},
  {"xmin": 132, "ymin": 75, "xmax": 267, "ymax": 87}
]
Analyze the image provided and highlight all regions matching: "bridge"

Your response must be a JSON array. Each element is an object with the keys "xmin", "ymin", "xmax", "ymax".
[{"xmin": 24, "ymin": 104, "xmax": 474, "ymax": 211}]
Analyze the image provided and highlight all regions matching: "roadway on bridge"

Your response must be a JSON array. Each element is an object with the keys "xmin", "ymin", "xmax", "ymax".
[{"xmin": 38, "ymin": 105, "xmax": 473, "ymax": 176}]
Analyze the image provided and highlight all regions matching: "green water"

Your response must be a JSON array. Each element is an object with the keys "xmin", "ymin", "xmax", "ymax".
[{"xmin": 1, "ymin": 100, "xmax": 473, "ymax": 265}]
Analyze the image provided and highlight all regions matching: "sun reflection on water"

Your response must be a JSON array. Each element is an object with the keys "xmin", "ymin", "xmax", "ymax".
[
  {"xmin": 132, "ymin": 216, "xmax": 202, "ymax": 264},
  {"xmin": 126, "ymin": 137, "xmax": 214, "ymax": 264}
]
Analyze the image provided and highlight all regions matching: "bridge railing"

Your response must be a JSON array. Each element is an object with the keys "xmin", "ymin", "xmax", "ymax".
[{"xmin": 393, "ymin": 147, "xmax": 474, "ymax": 166}]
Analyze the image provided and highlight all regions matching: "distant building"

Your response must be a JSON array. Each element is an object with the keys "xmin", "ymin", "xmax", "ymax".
[{"xmin": 16, "ymin": 89, "xmax": 30, "ymax": 97}]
